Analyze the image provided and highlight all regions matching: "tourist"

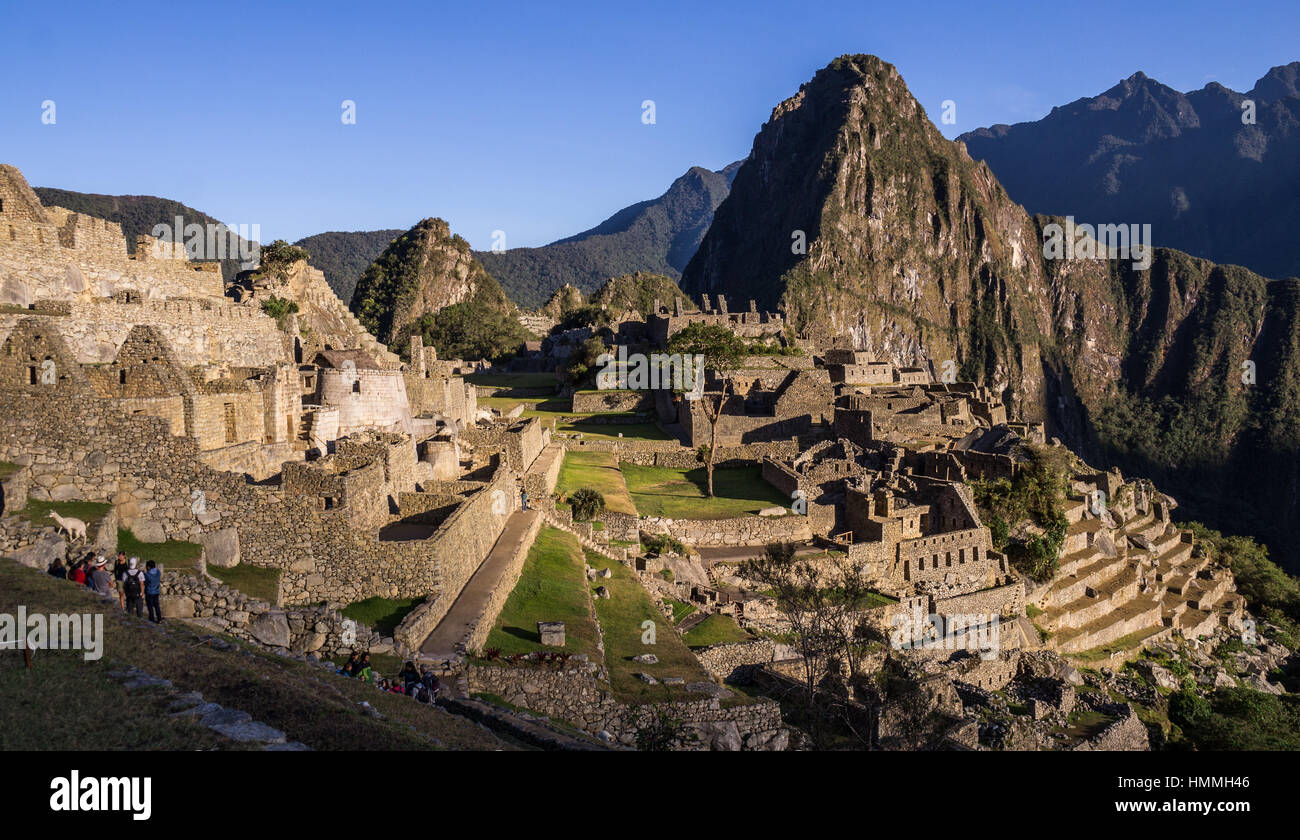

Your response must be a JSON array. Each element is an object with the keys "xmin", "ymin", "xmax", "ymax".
[
  {"xmin": 398, "ymin": 660, "xmax": 419, "ymax": 693},
  {"xmin": 520, "ymin": 487, "xmax": 529, "ymax": 510},
  {"xmin": 357, "ymin": 652, "xmax": 374, "ymax": 682},
  {"xmin": 90, "ymin": 557, "xmax": 114, "ymax": 598},
  {"xmin": 67, "ymin": 559, "xmax": 86, "ymax": 585},
  {"xmin": 144, "ymin": 559, "xmax": 163, "ymax": 623},
  {"xmin": 337, "ymin": 652, "xmax": 360, "ymax": 677},
  {"xmin": 120, "ymin": 557, "xmax": 145, "ymax": 618},
  {"xmin": 47, "ymin": 557, "xmax": 66, "ymax": 579},
  {"xmin": 82, "ymin": 552, "xmax": 98, "ymax": 589},
  {"xmin": 113, "ymin": 551, "xmax": 129, "ymax": 608}
]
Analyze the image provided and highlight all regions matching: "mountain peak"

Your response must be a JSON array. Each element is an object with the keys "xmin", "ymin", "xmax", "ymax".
[{"xmin": 1250, "ymin": 61, "xmax": 1300, "ymax": 101}]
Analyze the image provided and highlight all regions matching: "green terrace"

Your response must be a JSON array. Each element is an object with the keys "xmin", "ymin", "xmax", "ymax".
[
  {"xmin": 484, "ymin": 527, "xmax": 602, "ymax": 659},
  {"xmin": 620, "ymin": 463, "xmax": 789, "ymax": 519},
  {"xmin": 586, "ymin": 549, "xmax": 715, "ymax": 703},
  {"xmin": 556, "ymin": 451, "xmax": 638, "ymax": 515}
]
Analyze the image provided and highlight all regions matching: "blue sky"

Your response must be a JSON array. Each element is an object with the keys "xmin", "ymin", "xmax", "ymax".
[{"xmin": 3, "ymin": 0, "xmax": 1297, "ymax": 249}]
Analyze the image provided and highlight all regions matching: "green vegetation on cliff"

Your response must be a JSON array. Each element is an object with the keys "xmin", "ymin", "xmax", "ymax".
[
  {"xmin": 970, "ymin": 445, "xmax": 1071, "ymax": 581},
  {"xmin": 351, "ymin": 217, "xmax": 526, "ymax": 358},
  {"xmin": 294, "ymin": 229, "xmax": 404, "ymax": 302}
]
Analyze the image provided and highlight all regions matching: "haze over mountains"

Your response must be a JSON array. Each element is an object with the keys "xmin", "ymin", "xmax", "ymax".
[{"xmin": 959, "ymin": 63, "xmax": 1300, "ymax": 281}]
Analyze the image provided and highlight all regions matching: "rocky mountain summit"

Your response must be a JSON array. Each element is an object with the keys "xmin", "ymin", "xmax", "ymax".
[
  {"xmin": 681, "ymin": 54, "xmax": 1300, "ymax": 573},
  {"xmin": 350, "ymin": 217, "xmax": 513, "ymax": 346}
]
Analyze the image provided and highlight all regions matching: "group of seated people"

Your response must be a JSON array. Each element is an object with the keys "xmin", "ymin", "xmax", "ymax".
[{"xmin": 336, "ymin": 654, "xmax": 440, "ymax": 701}]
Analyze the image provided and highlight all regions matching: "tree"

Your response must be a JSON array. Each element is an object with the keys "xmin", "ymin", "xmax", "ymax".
[
  {"xmin": 739, "ymin": 542, "xmax": 879, "ymax": 746},
  {"xmin": 563, "ymin": 336, "xmax": 609, "ymax": 387},
  {"xmin": 668, "ymin": 322, "xmax": 747, "ymax": 497},
  {"xmin": 569, "ymin": 488, "xmax": 605, "ymax": 521},
  {"xmin": 254, "ymin": 240, "xmax": 309, "ymax": 283}
]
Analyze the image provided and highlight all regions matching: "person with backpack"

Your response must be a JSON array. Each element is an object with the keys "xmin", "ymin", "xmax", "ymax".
[
  {"xmin": 144, "ymin": 560, "xmax": 163, "ymax": 623},
  {"xmin": 120, "ymin": 557, "xmax": 145, "ymax": 618}
]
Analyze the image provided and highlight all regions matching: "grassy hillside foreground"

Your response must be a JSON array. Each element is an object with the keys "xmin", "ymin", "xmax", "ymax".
[{"xmin": 0, "ymin": 558, "xmax": 516, "ymax": 751}]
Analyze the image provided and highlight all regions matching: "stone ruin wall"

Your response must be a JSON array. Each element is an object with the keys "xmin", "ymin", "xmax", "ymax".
[
  {"xmin": 159, "ymin": 572, "xmax": 387, "ymax": 658},
  {"xmin": 641, "ymin": 512, "xmax": 811, "ymax": 547},
  {"xmin": 0, "ymin": 166, "xmax": 226, "ymax": 307},
  {"xmin": 0, "ymin": 298, "xmax": 287, "ymax": 368},
  {"xmin": 466, "ymin": 663, "xmax": 788, "ymax": 750},
  {"xmin": 0, "ymin": 385, "xmax": 515, "ymax": 607}
]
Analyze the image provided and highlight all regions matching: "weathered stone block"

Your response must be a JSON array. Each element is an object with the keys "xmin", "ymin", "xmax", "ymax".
[
  {"xmin": 199, "ymin": 526, "xmax": 240, "ymax": 568},
  {"xmin": 250, "ymin": 611, "xmax": 291, "ymax": 648},
  {"xmin": 538, "ymin": 621, "xmax": 566, "ymax": 647},
  {"xmin": 160, "ymin": 594, "xmax": 195, "ymax": 619}
]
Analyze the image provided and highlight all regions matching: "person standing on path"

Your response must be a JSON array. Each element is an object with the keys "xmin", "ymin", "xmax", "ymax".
[
  {"xmin": 113, "ymin": 551, "xmax": 129, "ymax": 608},
  {"xmin": 121, "ymin": 557, "xmax": 145, "ymax": 618},
  {"xmin": 144, "ymin": 560, "xmax": 163, "ymax": 623}
]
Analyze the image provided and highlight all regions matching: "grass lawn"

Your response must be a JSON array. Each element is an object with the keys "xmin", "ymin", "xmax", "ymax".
[
  {"xmin": 341, "ymin": 596, "xmax": 426, "ymax": 637},
  {"xmin": 207, "ymin": 563, "xmax": 281, "ymax": 602},
  {"xmin": 586, "ymin": 549, "xmax": 713, "ymax": 702},
  {"xmin": 0, "ymin": 556, "xmax": 514, "ymax": 750},
  {"xmin": 665, "ymin": 598, "xmax": 696, "ymax": 624},
  {"xmin": 683, "ymin": 614, "xmax": 755, "ymax": 647},
  {"xmin": 17, "ymin": 498, "xmax": 112, "ymax": 528},
  {"xmin": 619, "ymin": 463, "xmax": 789, "ymax": 519},
  {"xmin": 557, "ymin": 420, "xmax": 666, "ymax": 441},
  {"xmin": 118, "ymin": 528, "xmax": 202, "ymax": 575},
  {"xmin": 484, "ymin": 527, "xmax": 601, "ymax": 659},
  {"xmin": 557, "ymin": 451, "xmax": 637, "ymax": 515}
]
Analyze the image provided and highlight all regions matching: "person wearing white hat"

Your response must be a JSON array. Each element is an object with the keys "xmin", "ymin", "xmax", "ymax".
[
  {"xmin": 90, "ymin": 556, "xmax": 113, "ymax": 598},
  {"xmin": 121, "ymin": 557, "xmax": 145, "ymax": 618}
]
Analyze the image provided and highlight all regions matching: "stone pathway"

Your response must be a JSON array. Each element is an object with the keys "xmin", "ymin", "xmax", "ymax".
[{"xmin": 419, "ymin": 508, "xmax": 541, "ymax": 663}]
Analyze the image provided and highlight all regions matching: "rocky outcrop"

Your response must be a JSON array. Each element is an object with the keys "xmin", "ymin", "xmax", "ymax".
[{"xmin": 351, "ymin": 218, "xmax": 512, "ymax": 345}]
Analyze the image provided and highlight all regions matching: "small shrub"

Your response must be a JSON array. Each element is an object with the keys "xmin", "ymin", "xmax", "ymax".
[{"xmin": 641, "ymin": 532, "xmax": 686, "ymax": 556}]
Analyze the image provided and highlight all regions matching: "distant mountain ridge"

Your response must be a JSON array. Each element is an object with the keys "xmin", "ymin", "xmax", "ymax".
[
  {"xmin": 958, "ymin": 62, "xmax": 1300, "ymax": 281},
  {"xmin": 474, "ymin": 161, "xmax": 744, "ymax": 308},
  {"xmin": 295, "ymin": 229, "xmax": 404, "ymax": 302}
]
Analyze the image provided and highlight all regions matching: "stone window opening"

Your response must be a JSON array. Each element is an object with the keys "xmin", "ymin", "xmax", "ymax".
[
  {"xmin": 352, "ymin": 380, "xmax": 361, "ymax": 394},
  {"xmin": 323, "ymin": 496, "xmax": 336, "ymax": 510},
  {"xmin": 27, "ymin": 366, "xmax": 37, "ymax": 385},
  {"xmin": 119, "ymin": 369, "xmax": 127, "ymax": 385},
  {"xmin": 223, "ymin": 402, "xmax": 237, "ymax": 443}
]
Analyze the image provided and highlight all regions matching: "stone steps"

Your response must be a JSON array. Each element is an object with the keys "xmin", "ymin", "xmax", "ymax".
[
  {"xmin": 1174, "ymin": 606, "xmax": 1219, "ymax": 640},
  {"xmin": 1057, "ymin": 545, "xmax": 1105, "ymax": 579},
  {"xmin": 1046, "ymin": 553, "xmax": 1130, "ymax": 607},
  {"xmin": 1053, "ymin": 595, "xmax": 1164, "ymax": 654},
  {"xmin": 1043, "ymin": 578, "xmax": 1141, "ymax": 632}
]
